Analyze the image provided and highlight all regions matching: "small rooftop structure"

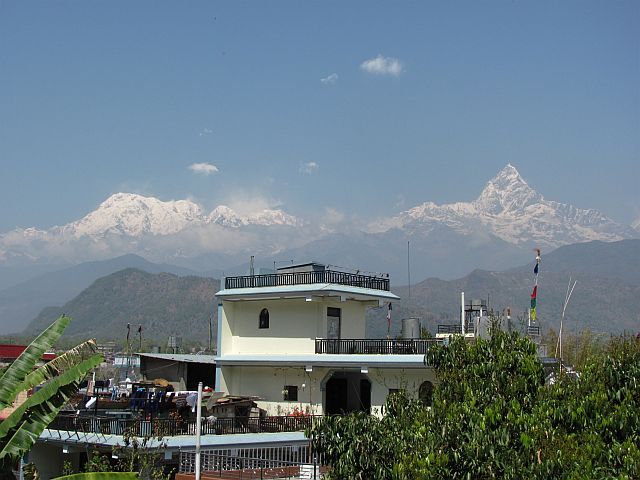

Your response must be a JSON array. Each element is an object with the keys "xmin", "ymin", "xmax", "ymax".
[{"xmin": 138, "ymin": 353, "xmax": 216, "ymax": 391}]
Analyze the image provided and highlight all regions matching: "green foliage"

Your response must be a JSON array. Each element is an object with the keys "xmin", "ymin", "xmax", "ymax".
[
  {"xmin": 0, "ymin": 315, "xmax": 70, "ymax": 410},
  {"xmin": 110, "ymin": 429, "xmax": 173, "ymax": 480},
  {"xmin": 54, "ymin": 473, "xmax": 138, "ymax": 480},
  {"xmin": 0, "ymin": 316, "xmax": 103, "ymax": 465},
  {"xmin": 84, "ymin": 450, "xmax": 114, "ymax": 473},
  {"xmin": 309, "ymin": 330, "xmax": 640, "ymax": 479}
]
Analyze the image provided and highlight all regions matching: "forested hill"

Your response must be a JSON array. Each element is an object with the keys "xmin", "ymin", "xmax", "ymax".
[{"xmin": 24, "ymin": 269, "xmax": 219, "ymax": 342}]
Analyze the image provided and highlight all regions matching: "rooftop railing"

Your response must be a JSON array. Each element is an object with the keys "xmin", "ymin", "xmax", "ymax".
[
  {"xmin": 224, "ymin": 270, "xmax": 390, "ymax": 291},
  {"xmin": 47, "ymin": 414, "xmax": 316, "ymax": 437},
  {"xmin": 437, "ymin": 322, "xmax": 476, "ymax": 335},
  {"xmin": 527, "ymin": 325, "xmax": 541, "ymax": 336}
]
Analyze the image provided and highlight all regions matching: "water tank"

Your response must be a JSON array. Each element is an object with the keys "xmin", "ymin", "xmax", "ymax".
[{"xmin": 402, "ymin": 317, "xmax": 421, "ymax": 340}]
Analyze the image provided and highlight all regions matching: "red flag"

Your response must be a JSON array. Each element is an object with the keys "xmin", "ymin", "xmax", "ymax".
[{"xmin": 531, "ymin": 286, "xmax": 537, "ymax": 299}]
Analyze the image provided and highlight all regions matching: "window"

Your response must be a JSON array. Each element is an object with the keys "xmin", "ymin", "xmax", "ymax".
[
  {"xmin": 283, "ymin": 385, "xmax": 298, "ymax": 401},
  {"xmin": 259, "ymin": 308, "xmax": 269, "ymax": 329},
  {"xmin": 418, "ymin": 381, "xmax": 434, "ymax": 406},
  {"xmin": 388, "ymin": 388, "xmax": 404, "ymax": 398}
]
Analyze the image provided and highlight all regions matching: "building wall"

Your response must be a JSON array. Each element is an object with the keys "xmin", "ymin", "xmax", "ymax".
[
  {"xmin": 220, "ymin": 298, "xmax": 370, "ymax": 356},
  {"xmin": 218, "ymin": 365, "xmax": 436, "ymax": 416}
]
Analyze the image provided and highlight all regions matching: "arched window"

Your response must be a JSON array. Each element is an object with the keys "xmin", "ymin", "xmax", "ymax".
[
  {"xmin": 259, "ymin": 308, "xmax": 269, "ymax": 329},
  {"xmin": 418, "ymin": 380, "xmax": 434, "ymax": 406}
]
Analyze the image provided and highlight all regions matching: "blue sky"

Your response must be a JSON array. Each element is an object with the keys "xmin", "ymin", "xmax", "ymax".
[{"xmin": 0, "ymin": 1, "xmax": 638, "ymax": 231}]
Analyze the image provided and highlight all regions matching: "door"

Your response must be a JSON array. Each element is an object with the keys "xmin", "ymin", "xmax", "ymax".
[
  {"xmin": 325, "ymin": 378, "xmax": 348, "ymax": 414},
  {"xmin": 327, "ymin": 307, "xmax": 341, "ymax": 353}
]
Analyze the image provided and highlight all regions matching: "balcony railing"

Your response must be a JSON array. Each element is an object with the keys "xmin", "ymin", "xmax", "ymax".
[
  {"xmin": 437, "ymin": 324, "xmax": 462, "ymax": 334},
  {"xmin": 47, "ymin": 414, "xmax": 316, "ymax": 437},
  {"xmin": 314, "ymin": 338, "xmax": 441, "ymax": 355},
  {"xmin": 224, "ymin": 270, "xmax": 390, "ymax": 291},
  {"xmin": 527, "ymin": 325, "xmax": 541, "ymax": 336},
  {"xmin": 437, "ymin": 322, "xmax": 475, "ymax": 335}
]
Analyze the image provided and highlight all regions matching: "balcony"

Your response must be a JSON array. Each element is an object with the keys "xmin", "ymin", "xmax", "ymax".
[
  {"xmin": 527, "ymin": 325, "xmax": 541, "ymax": 336},
  {"xmin": 47, "ymin": 414, "xmax": 316, "ymax": 437},
  {"xmin": 436, "ymin": 321, "xmax": 475, "ymax": 336},
  {"xmin": 224, "ymin": 270, "xmax": 390, "ymax": 291},
  {"xmin": 314, "ymin": 338, "xmax": 441, "ymax": 355}
]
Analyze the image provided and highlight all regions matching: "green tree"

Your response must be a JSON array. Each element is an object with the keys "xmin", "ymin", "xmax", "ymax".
[
  {"xmin": 0, "ymin": 315, "xmax": 103, "ymax": 471},
  {"xmin": 309, "ymin": 329, "xmax": 640, "ymax": 479}
]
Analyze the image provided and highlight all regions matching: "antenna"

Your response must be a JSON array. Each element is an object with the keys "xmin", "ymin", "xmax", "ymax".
[
  {"xmin": 407, "ymin": 240, "xmax": 411, "ymax": 299},
  {"xmin": 556, "ymin": 278, "xmax": 577, "ymax": 372}
]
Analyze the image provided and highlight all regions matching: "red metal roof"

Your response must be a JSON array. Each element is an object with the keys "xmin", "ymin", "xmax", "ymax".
[{"xmin": 0, "ymin": 344, "xmax": 56, "ymax": 361}]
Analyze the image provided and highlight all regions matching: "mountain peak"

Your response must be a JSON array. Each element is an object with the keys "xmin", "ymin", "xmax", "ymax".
[
  {"xmin": 71, "ymin": 193, "xmax": 203, "ymax": 237},
  {"xmin": 474, "ymin": 164, "xmax": 541, "ymax": 215}
]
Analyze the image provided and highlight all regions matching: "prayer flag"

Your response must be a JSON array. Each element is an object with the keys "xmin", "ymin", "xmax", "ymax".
[
  {"xmin": 534, "ymin": 263, "xmax": 539, "ymax": 275},
  {"xmin": 531, "ymin": 307, "xmax": 537, "ymax": 321}
]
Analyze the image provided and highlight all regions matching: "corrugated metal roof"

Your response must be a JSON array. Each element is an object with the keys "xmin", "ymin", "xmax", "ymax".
[
  {"xmin": 137, "ymin": 353, "xmax": 216, "ymax": 364},
  {"xmin": 216, "ymin": 283, "xmax": 400, "ymax": 301}
]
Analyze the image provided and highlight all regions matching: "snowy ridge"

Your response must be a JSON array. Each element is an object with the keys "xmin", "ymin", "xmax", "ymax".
[
  {"xmin": 0, "ymin": 165, "xmax": 636, "ymax": 266},
  {"xmin": 382, "ymin": 164, "xmax": 636, "ymax": 248}
]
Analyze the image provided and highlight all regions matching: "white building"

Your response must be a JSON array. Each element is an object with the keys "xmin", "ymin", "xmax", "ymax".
[{"xmin": 215, "ymin": 262, "xmax": 438, "ymax": 416}]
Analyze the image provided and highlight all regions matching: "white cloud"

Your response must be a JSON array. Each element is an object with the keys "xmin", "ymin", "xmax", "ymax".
[
  {"xmin": 360, "ymin": 55, "xmax": 404, "ymax": 77},
  {"xmin": 188, "ymin": 163, "xmax": 219, "ymax": 175},
  {"xmin": 300, "ymin": 161, "xmax": 319, "ymax": 174},
  {"xmin": 199, "ymin": 128, "xmax": 214, "ymax": 137},
  {"xmin": 322, "ymin": 207, "xmax": 345, "ymax": 225},
  {"xmin": 320, "ymin": 73, "xmax": 338, "ymax": 85}
]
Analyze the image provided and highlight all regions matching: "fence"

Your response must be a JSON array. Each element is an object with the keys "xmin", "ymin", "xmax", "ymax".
[
  {"xmin": 48, "ymin": 414, "xmax": 316, "ymax": 437},
  {"xmin": 179, "ymin": 446, "xmax": 324, "ymax": 479}
]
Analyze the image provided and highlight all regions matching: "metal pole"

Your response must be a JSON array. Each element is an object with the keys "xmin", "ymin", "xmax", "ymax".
[
  {"xmin": 407, "ymin": 241, "xmax": 411, "ymax": 299},
  {"xmin": 461, "ymin": 292, "xmax": 465, "ymax": 335},
  {"xmin": 195, "ymin": 381, "xmax": 203, "ymax": 480}
]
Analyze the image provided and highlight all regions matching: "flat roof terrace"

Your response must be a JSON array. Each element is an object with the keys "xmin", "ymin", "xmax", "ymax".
[{"xmin": 224, "ymin": 270, "xmax": 390, "ymax": 292}]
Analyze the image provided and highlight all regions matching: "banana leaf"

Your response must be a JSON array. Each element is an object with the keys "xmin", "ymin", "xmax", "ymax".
[
  {"xmin": 17, "ymin": 340, "xmax": 98, "ymax": 396},
  {"xmin": 0, "ymin": 354, "xmax": 103, "ymax": 460},
  {"xmin": 0, "ymin": 315, "xmax": 71, "ymax": 410}
]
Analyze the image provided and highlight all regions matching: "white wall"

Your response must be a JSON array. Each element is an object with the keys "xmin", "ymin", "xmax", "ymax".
[
  {"xmin": 220, "ymin": 298, "xmax": 370, "ymax": 355},
  {"xmin": 219, "ymin": 365, "xmax": 437, "ymax": 417}
]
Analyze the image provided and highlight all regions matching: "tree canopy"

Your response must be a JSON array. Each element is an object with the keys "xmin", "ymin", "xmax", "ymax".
[{"xmin": 308, "ymin": 330, "xmax": 640, "ymax": 479}]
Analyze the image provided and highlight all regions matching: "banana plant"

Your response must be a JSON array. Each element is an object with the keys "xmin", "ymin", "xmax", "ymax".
[{"xmin": 0, "ymin": 315, "xmax": 103, "ymax": 463}]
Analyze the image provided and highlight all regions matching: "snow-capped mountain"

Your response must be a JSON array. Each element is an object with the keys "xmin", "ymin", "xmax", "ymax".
[
  {"xmin": 208, "ymin": 205, "xmax": 302, "ymax": 228},
  {"xmin": 633, "ymin": 217, "xmax": 640, "ymax": 232},
  {"xmin": 0, "ymin": 194, "xmax": 305, "ymax": 266},
  {"xmin": 0, "ymin": 165, "xmax": 636, "ymax": 273},
  {"xmin": 376, "ymin": 164, "xmax": 636, "ymax": 249},
  {"xmin": 64, "ymin": 193, "xmax": 205, "ymax": 237}
]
